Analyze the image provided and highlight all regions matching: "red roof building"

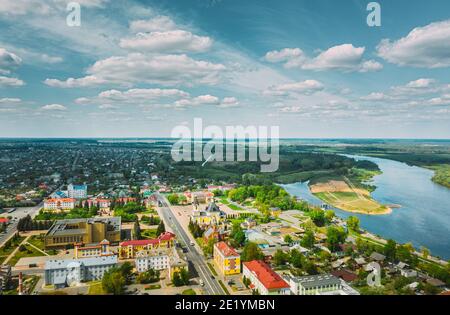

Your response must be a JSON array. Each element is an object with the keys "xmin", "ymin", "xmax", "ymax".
[
  {"xmin": 214, "ymin": 241, "xmax": 240, "ymax": 276},
  {"xmin": 118, "ymin": 232, "xmax": 176, "ymax": 259},
  {"xmin": 243, "ymin": 260, "xmax": 290, "ymax": 295},
  {"xmin": 215, "ymin": 241, "xmax": 239, "ymax": 257},
  {"xmin": 0, "ymin": 217, "xmax": 9, "ymax": 224},
  {"xmin": 331, "ymin": 269, "xmax": 358, "ymax": 282}
]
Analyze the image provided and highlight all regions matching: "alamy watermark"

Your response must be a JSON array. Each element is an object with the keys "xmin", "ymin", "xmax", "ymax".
[
  {"xmin": 366, "ymin": 262, "xmax": 382, "ymax": 287},
  {"xmin": 170, "ymin": 118, "xmax": 279, "ymax": 173},
  {"xmin": 367, "ymin": 2, "xmax": 381, "ymax": 27},
  {"xmin": 66, "ymin": 2, "xmax": 81, "ymax": 27},
  {"xmin": 65, "ymin": 2, "xmax": 380, "ymax": 28}
]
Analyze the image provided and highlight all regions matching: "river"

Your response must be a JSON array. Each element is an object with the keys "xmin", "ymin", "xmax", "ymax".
[{"xmin": 281, "ymin": 155, "xmax": 450, "ymax": 260}]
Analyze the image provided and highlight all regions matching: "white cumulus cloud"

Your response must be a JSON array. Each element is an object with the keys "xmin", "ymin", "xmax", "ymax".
[
  {"xmin": 0, "ymin": 76, "xmax": 24, "ymax": 86},
  {"xmin": 120, "ymin": 30, "xmax": 212, "ymax": 53},
  {"xmin": 130, "ymin": 16, "xmax": 177, "ymax": 32},
  {"xmin": 41, "ymin": 104, "xmax": 67, "ymax": 111},
  {"xmin": 45, "ymin": 53, "xmax": 226, "ymax": 88},
  {"xmin": 265, "ymin": 44, "xmax": 382, "ymax": 73},
  {"xmin": 377, "ymin": 20, "xmax": 450, "ymax": 68},
  {"xmin": 264, "ymin": 80, "xmax": 324, "ymax": 96}
]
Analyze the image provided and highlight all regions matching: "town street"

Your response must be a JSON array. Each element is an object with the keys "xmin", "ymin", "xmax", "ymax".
[
  {"xmin": 0, "ymin": 203, "xmax": 43, "ymax": 247},
  {"xmin": 154, "ymin": 193, "xmax": 225, "ymax": 295}
]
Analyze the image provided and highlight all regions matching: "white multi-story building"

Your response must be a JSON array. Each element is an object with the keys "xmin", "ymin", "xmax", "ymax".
[
  {"xmin": 44, "ymin": 255, "xmax": 117, "ymax": 288},
  {"xmin": 44, "ymin": 198, "xmax": 76, "ymax": 211},
  {"xmin": 134, "ymin": 247, "xmax": 187, "ymax": 275},
  {"xmin": 135, "ymin": 250, "xmax": 170, "ymax": 272},
  {"xmin": 68, "ymin": 184, "xmax": 87, "ymax": 199},
  {"xmin": 242, "ymin": 260, "xmax": 291, "ymax": 295},
  {"xmin": 287, "ymin": 274, "xmax": 359, "ymax": 295}
]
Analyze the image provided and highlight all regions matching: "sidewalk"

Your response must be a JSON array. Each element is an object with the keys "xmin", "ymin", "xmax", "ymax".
[
  {"xmin": 3, "ymin": 235, "xmax": 31, "ymax": 265},
  {"xmin": 25, "ymin": 241, "xmax": 49, "ymax": 256}
]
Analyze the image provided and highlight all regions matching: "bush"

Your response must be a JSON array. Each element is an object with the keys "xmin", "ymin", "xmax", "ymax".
[
  {"xmin": 172, "ymin": 268, "xmax": 190, "ymax": 287},
  {"xmin": 137, "ymin": 269, "xmax": 160, "ymax": 284},
  {"xmin": 102, "ymin": 268, "xmax": 125, "ymax": 295}
]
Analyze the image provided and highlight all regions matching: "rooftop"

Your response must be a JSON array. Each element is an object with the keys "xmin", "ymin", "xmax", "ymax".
[
  {"xmin": 370, "ymin": 252, "xmax": 386, "ymax": 261},
  {"xmin": 331, "ymin": 269, "xmax": 358, "ymax": 282},
  {"xmin": 243, "ymin": 260, "xmax": 290, "ymax": 290},
  {"xmin": 206, "ymin": 202, "xmax": 220, "ymax": 213},
  {"xmin": 215, "ymin": 241, "xmax": 239, "ymax": 257},
  {"xmin": 69, "ymin": 184, "xmax": 87, "ymax": 190},
  {"xmin": 46, "ymin": 217, "xmax": 121, "ymax": 236},
  {"xmin": 120, "ymin": 232, "xmax": 175, "ymax": 247},
  {"xmin": 45, "ymin": 255, "xmax": 118, "ymax": 270},
  {"xmin": 291, "ymin": 274, "xmax": 341, "ymax": 289}
]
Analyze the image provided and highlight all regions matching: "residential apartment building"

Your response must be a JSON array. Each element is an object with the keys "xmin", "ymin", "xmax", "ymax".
[
  {"xmin": 242, "ymin": 260, "xmax": 290, "ymax": 295},
  {"xmin": 118, "ymin": 232, "xmax": 176, "ymax": 259},
  {"xmin": 44, "ymin": 256, "xmax": 118, "ymax": 288},
  {"xmin": 213, "ymin": 242, "xmax": 241, "ymax": 276},
  {"xmin": 68, "ymin": 184, "xmax": 88, "ymax": 199},
  {"xmin": 85, "ymin": 198, "xmax": 111, "ymax": 210},
  {"xmin": 44, "ymin": 217, "xmax": 121, "ymax": 248},
  {"xmin": 135, "ymin": 247, "xmax": 187, "ymax": 276},
  {"xmin": 43, "ymin": 198, "xmax": 76, "ymax": 211}
]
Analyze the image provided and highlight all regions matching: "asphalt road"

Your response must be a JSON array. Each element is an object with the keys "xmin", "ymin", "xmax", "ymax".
[
  {"xmin": 154, "ymin": 193, "xmax": 225, "ymax": 295},
  {"xmin": 0, "ymin": 203, "xmax": 43, "ymax": 247}
]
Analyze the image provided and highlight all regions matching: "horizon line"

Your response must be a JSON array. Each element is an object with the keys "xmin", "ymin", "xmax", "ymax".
[{"xmin": 0, "ymin": 137, "xmax": 450, "ymax": 141}]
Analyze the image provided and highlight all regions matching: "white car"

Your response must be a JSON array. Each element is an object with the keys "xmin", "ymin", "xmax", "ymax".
[{"xmin": 190, "ymin": 241, "xmax": 195, "ymax": 246}]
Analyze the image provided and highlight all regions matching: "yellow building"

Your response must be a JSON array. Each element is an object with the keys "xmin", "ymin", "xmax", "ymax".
[
  {"xmin": 118, "ymin": 232, "xmax": 176, "ymax": 259},
  {"xmin": 74, "ymin": 239, "xmax": 113, "ymax": 259},
  {"xmin": 190, "ymin": 202, "xmax": 226, "ymax": 227},
  {"xmin": 184, "ymin": 191, "xmax": 214, "ymax": 204},
  {"xmin": 44, "ymin": 217, "xmax": 121, "ymax": 249},
  {"xmin": 214, "ymin": 242, "xmax": 241, "ymax": 276}
]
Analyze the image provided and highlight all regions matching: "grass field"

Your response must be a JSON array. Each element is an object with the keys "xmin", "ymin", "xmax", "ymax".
[
  {"xmin": 0, "ymin": 235, "xmax": 26, "ymax": 264},
  {"xmin": 219, "ymin": 197, "xmax": 244, "ymax": 211},
  {"xmin": 27, "ymin": 234, "xmax": 46, "ymax": 251},
  {"xmin": 228, "ymin": 204, "xmax": 244, "ymax": 211},
  {"xmin": 88, "ymin": 281, "xmax": 106, "ymax": 295},
  {"xmin": 311, "ymin": 179, "xmax": 390, "ymax": 215},
  {"xmin": 182, "ymin": 288, "xmax": 197, "ymax": 295},
  {"xmin": 8, "ymin": 244, "xmax": 44, "ymax": 266},
  {"xmin": 141, "ymin": 228, "xmax": 158, "ymax": 239}
]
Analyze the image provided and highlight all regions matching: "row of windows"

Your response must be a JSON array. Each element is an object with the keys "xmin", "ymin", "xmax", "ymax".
[{"xmin": 52, "ymin": 235, "xmax": 83, "ymax": 244}]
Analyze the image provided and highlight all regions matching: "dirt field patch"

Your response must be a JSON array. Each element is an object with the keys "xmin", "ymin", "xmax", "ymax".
[
  {"xmin": 310, "ymin": 180, "xmax": 369, "ymax": 196},
  {"xmin": 310, "ymin": 180, "xmax": 390, "ymax": 215}
]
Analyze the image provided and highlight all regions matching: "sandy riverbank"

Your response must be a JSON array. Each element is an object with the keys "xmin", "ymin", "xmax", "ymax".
[{"xmin": 310, "ymin": 180, "xmax": 392, "ymax": 215}]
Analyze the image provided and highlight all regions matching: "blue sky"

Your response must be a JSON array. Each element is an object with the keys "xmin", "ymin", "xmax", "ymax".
[{"xmin": 0, "ymin": 0, "xmax": 449, "ymax": 138}]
